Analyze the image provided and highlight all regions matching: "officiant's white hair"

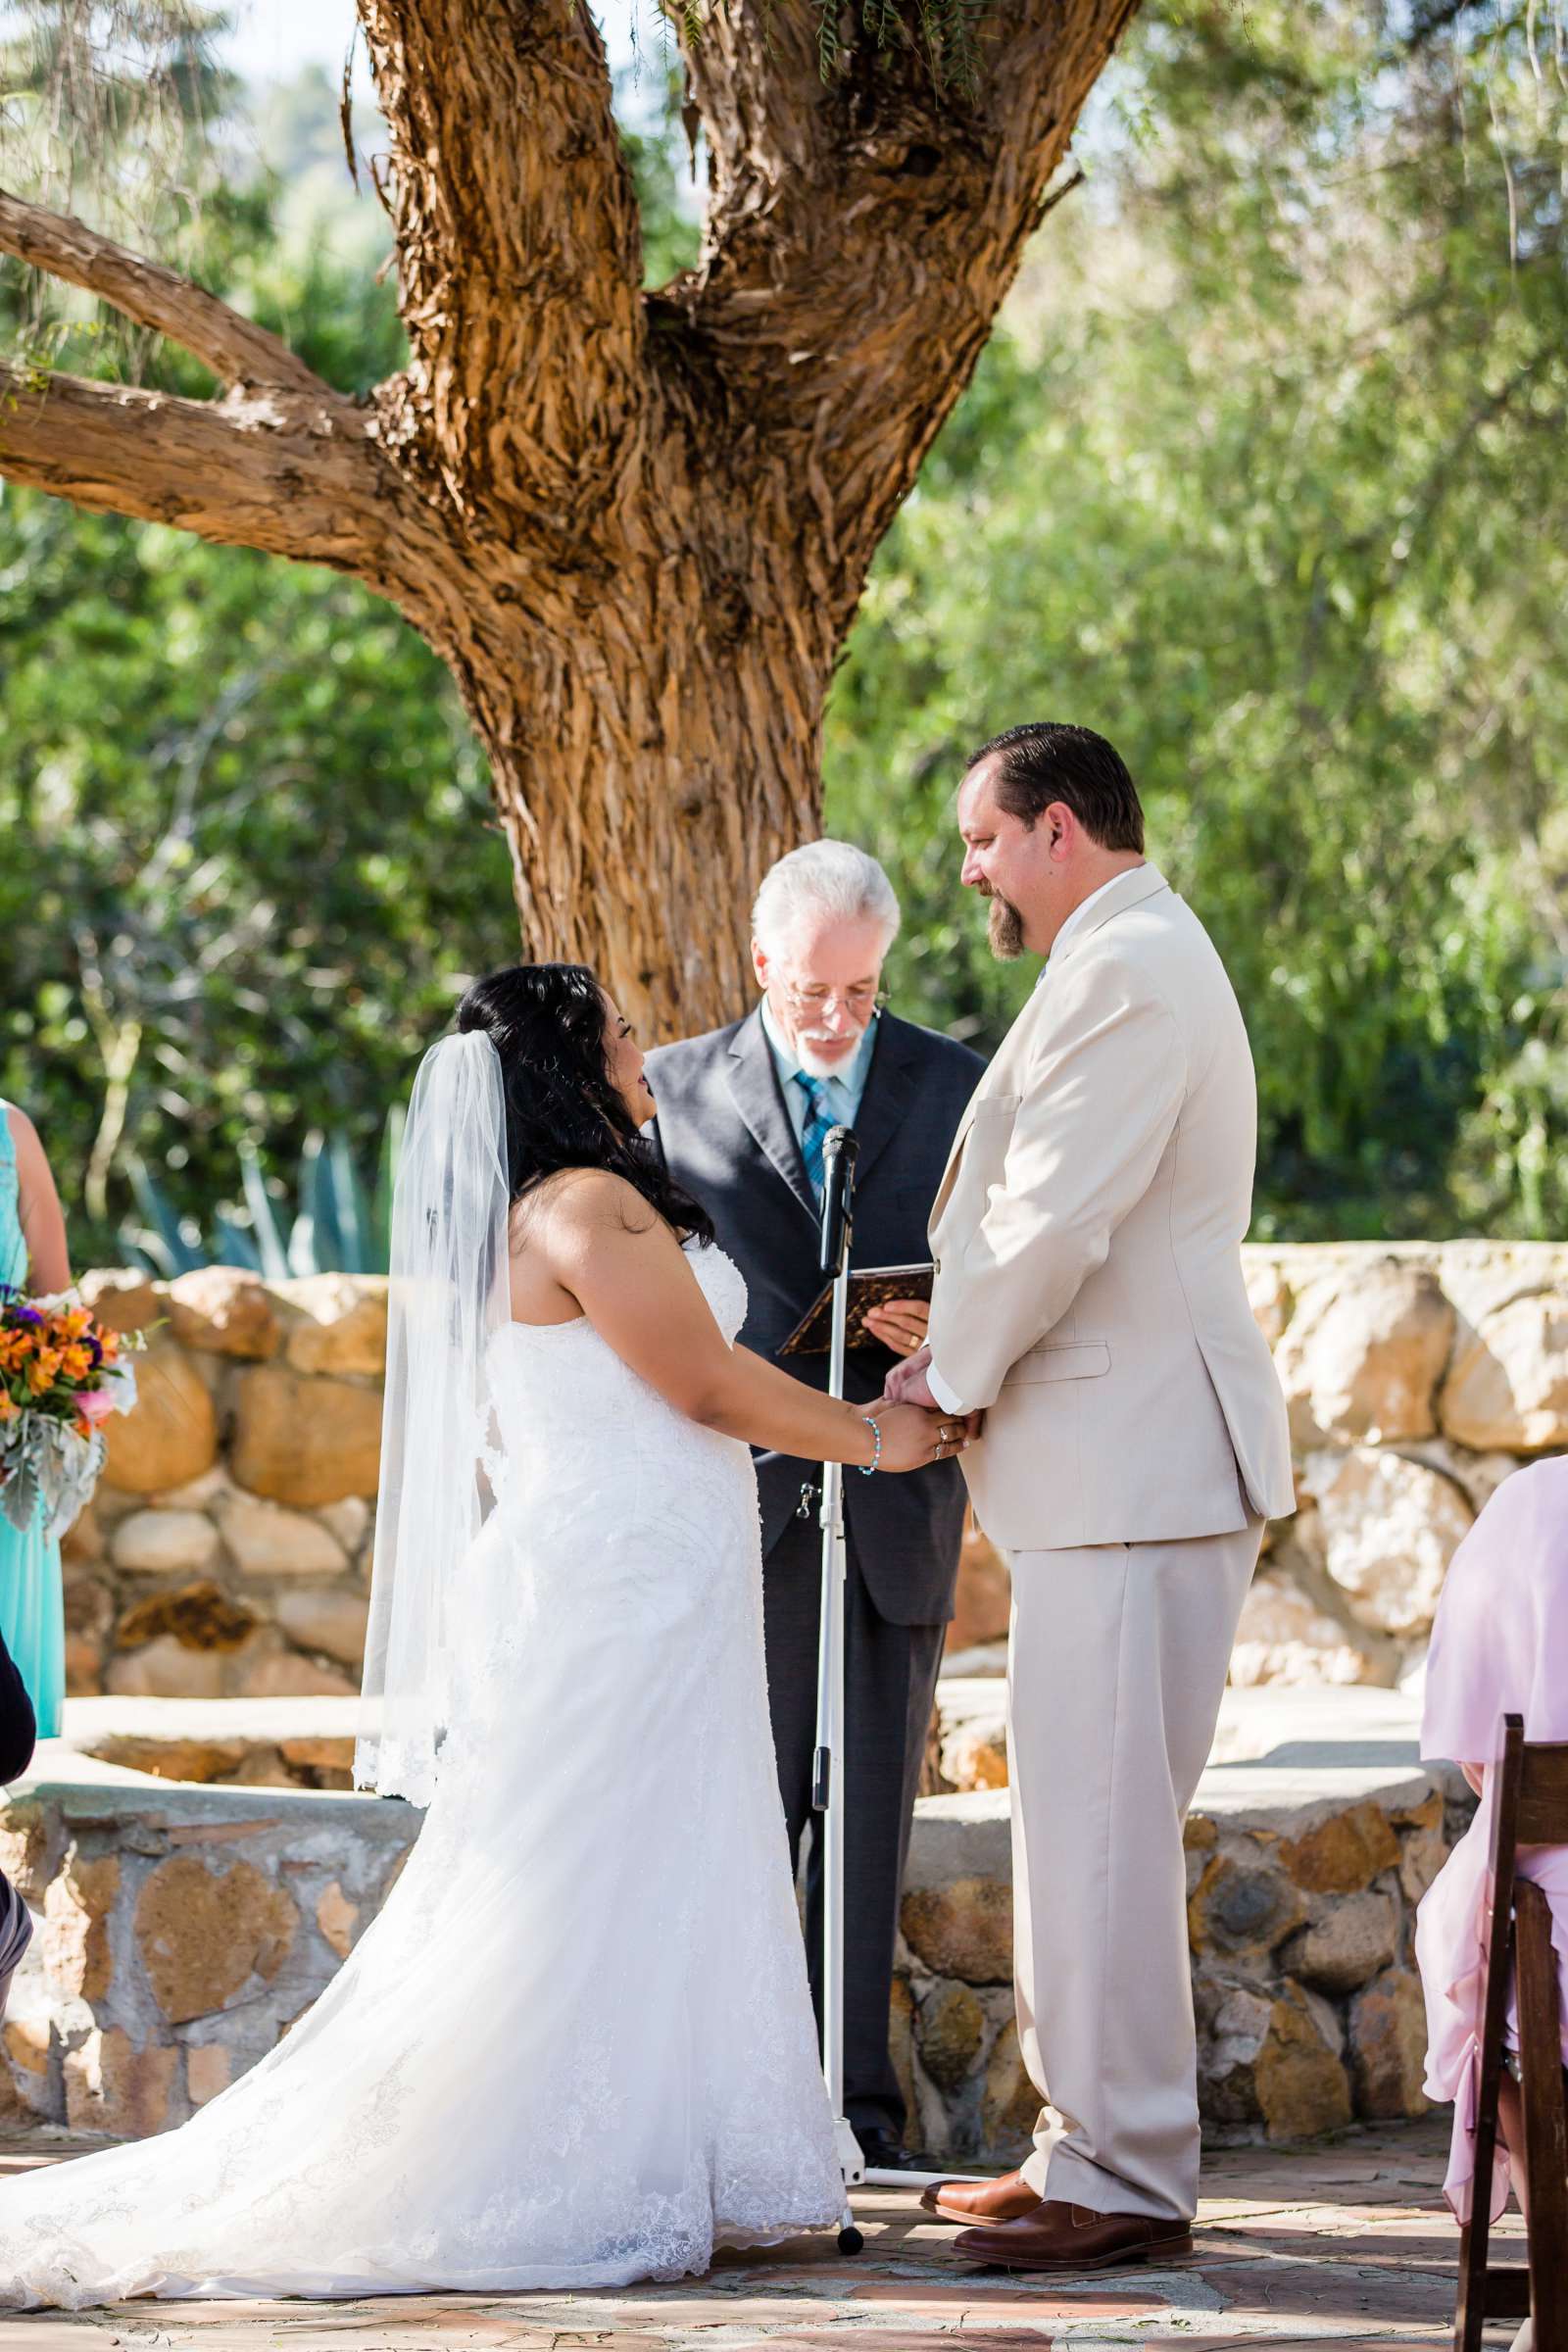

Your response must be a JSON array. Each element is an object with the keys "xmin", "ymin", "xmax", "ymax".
[{"xmin": 752, "ymin": 839, "xmax": 901, "ymax": 960}]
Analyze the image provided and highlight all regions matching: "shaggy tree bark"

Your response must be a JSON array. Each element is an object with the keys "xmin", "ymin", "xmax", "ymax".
[{"xmin": 0, "ymin": 1, "xmax": 1139, "ymax": 1033}]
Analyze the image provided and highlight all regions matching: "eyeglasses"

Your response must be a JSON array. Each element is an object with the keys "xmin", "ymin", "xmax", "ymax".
[{"xmin": 780, "ymin": 982, "xmax": 888, "ymax": 1023}]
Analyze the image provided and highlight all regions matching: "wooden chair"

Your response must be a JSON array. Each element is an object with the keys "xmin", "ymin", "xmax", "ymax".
[{"xmin": 1454, "ymin": 1712, "xmax": 1568, "ymax": 2352}]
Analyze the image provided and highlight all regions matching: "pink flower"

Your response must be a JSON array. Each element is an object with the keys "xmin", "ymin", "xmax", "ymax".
[{"xmin": 75, "ymin": 1389, "xmax": 117, "ymax": 1426}]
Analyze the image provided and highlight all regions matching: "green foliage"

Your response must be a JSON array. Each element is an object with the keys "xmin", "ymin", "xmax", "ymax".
[
  {"xmin": 827, "ymin": 0, "xmax": 1568, "ymax": 1239},
  {"xmin": 121, "ymin": 1114, "xmax": 402, "ymax": 1278},
  {"xmin": 4, "ymin": 7, "xmax": 1566, "ymax": 1256},
  {"xmin": 0, "ymin": 481, "xmax": 519, "ymax": 1265},
  {"xmin": 0, "ymin": 63, "xmax": 703, "ymax": 1271},
  {"xmin": 0, "ymin": 68, "xmax": 517, "ymax": 1265},
  {"xmin": 615, "ymin": 65, "xmax": 704, "ymax": 285},
  {"xmin": 1, "ymin": 0, "xmax": 246, "ymax": 370}
]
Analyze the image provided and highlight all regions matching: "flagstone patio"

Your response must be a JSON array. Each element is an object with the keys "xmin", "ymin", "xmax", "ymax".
[{"xmin": 0, "ymin": 2114, "xmax": 1519, "ymax": 2352}]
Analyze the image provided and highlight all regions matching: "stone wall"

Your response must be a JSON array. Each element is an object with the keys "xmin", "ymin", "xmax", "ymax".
[
  {"xmin": 0, "ymin": 1775, "xmax": 416, "ymax": 2138},
  {"xmin": 1238, "ymin": 1242, "xmax": 1567, "ymax": 1689},
  {"xmin": 892, "ymin": 1770, "xmax": 1464, "ymax": 2163},
  {"xmin": 64, "ymin": 1269, "xmax": 384, "ymax": 1702},
  {"xmin": 66, "ymin": 1244, "xmax": 1568, "ymax": 1699},
  {"xmin": 1, "ymin": 1716, "xmax": 1464, "ymax": 2152},
  {"xmin": 945, "ymin": 1242, "xmax": 1568, "ymax": 1689}
]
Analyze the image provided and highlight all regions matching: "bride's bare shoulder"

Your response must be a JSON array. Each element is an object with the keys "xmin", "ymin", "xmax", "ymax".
[{"xmin": 512, "ymin": 1168, "xmax": 663, "ymax": 1251}]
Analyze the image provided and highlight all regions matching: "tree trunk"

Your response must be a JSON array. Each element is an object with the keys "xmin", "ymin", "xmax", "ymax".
[
  {"xmin": 0, "ymin": 0, "xmax": 1143, "ymax": 1038},
  {"xmin": 442, "ymin": 606, "xmax": 827, "ymax": 1039},
  {"xmin": 401, "ymin": 412, "xmax": 847, "ymax": 1034}
]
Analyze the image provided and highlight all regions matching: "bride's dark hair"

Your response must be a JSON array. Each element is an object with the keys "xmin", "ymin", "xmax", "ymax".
[{"xmin": 456, "ymin": 962, "xmax": 714, "ymax": 1246}]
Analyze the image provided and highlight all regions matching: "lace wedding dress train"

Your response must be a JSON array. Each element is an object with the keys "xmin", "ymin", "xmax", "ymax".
[{"xmin": 0, "ymin": 1246, "xmax": 843, "ymax": 2306}]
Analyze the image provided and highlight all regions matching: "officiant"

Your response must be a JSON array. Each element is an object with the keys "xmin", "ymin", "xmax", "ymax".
[{"xmin": 647, "ymin": 842, "xmax": 984, "ymax": 2170}]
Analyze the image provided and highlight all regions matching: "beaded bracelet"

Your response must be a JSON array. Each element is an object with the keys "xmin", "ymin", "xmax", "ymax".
[{"xmin": 858, "ymin": 1412, "xmax": 883, "ymax": 1477}]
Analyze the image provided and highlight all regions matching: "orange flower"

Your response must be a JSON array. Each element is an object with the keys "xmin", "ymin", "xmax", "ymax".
[
  {"xmin": 25, "ymin": 1358, "xmax": 54, "ymax": 1396},
  {"xmin": 60, "ymin": 1308, "xmax": 92, "ymax": 1339},
  {"xmin": 59, "ymin": 1344, "xmax": 93, "ymax": 1382},
  {"xmin": 0, "ymin": 1393, "xmax": 18, "ymax": 1423},
  {"xmin": 98, "ymin": 1331, "xmax": 122, "ymax": 1364}
]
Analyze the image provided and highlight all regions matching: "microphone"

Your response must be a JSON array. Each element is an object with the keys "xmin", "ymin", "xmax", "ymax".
[{"xmin": 818, "ymin": 1124, "xmax": 858, "ymax": 1278}]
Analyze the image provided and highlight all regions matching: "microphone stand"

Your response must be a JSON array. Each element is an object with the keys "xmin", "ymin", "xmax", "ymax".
[
  {"xmin": 811, "ymin": 1125, "xmax": 866, "ymax": 2250},
  {"xmin": 812, "ymin": 1124, "xmax": 982, "ymax": 2221}
]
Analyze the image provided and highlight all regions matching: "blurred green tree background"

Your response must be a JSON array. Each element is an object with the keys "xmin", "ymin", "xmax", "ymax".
[{"xmin": 2, "ymin": 0, "xmax": 1564, "ymax": 1262}]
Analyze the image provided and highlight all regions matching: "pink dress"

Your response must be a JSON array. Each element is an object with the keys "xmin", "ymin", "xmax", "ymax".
[{"xmin": 1416, "ymin": 1455, "xmax": 1568, "ymax": 2222}]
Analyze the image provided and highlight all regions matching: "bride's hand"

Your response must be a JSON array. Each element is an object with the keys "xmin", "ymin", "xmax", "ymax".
[{"xmin": 868, "ymin": 1402, "xmax": 970, "ymax": 1474}]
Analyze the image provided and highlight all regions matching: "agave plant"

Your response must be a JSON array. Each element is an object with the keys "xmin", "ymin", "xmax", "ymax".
[{"xmin": 120, "ymin": 1111, "xmax": 405, "ymax": 1281}]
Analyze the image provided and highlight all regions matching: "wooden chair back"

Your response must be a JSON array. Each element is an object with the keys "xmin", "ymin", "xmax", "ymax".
[{"xmin": 1454, "ymin": 1714, "xmax": 1568, "ymax": 2352}]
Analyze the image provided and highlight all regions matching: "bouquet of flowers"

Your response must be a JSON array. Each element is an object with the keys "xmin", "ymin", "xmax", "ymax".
[{"xmin": 0, "ymin": 1287, "xmax": 144, "ymax": 1539}]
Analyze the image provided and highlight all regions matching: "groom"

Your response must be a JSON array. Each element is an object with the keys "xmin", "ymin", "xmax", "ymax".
[{"xmin": 889, "ymin": 723, "xmax": 1294, "ymax": 2269}]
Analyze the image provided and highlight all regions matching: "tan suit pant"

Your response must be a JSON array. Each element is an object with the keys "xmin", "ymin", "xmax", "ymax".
[{"xmin": 1007, "ymin": 1522, "xmax": 1261, "ymax": 2221}]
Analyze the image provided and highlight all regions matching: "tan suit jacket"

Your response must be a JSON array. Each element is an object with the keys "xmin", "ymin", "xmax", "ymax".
[{"xmin": 928, "ymin": 863, "xmax": 1294, "ymax": 1551}]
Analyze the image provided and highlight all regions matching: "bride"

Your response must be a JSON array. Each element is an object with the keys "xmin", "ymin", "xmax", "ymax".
[{"xmin": 0, "ymin": 962, "xmax": 961, "ymax": 2308}]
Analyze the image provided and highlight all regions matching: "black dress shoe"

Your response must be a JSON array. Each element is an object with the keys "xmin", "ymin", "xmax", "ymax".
[{"xmin": 857, "ymin": 2128, "xmax": 930, "ymax": 2172}]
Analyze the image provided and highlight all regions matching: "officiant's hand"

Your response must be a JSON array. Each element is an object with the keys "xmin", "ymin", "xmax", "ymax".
[
  {"xmin": 862, "ymin": 1298, "xmax": 930, "ymax": 1356},
  {"xmin": 882, "ymin": 1343, "xmax": 936, "ymax": 1408}
]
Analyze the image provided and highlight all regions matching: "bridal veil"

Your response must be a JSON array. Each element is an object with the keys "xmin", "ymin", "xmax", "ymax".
[{"xmin": 355, "ymin": 1031, "xmax": 511, "ymax": 1805}]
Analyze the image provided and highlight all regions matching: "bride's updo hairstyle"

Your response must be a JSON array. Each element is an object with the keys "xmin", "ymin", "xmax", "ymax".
[{"xmin": 457, "ymin": 962, "xmax": 715, "ymax": 1247}]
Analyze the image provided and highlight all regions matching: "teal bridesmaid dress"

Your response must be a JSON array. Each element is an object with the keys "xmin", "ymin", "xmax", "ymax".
[{"xmin": 0, "ymin": 1106, "xmax": 65, "ymax": 1739}]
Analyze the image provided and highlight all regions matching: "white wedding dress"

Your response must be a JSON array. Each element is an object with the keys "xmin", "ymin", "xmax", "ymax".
[{"xmin": 0, "ymin": 1245, "xmax": 844, "ymax": 2307}]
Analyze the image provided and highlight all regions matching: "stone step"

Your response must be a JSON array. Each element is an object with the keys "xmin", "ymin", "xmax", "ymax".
[
  {"xmin": 54, "ymin": 1678, "xmax": 1438, "ymax": 1800},
  {"xmin": 1, "ymin": 1686, "xmax": 1465, "ymax": 2160},
  {"xmin": 52, "ymin": 1692, "xmax": 365, "ymax": 1789},
  {"xmin": 931, "ymin": 1672, "xmax": 1437, "ymax": 1794}
]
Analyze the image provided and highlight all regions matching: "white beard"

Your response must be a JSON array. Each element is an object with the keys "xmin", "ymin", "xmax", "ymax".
[{"xmin": 796, "ymin": 1036, "xmax": 858, "ymax": 1080}]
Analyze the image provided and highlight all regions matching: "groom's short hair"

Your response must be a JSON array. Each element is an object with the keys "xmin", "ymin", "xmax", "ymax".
[{"xmin": 966, "ymin": 723, "xmax": 1145, "ymax": 855}]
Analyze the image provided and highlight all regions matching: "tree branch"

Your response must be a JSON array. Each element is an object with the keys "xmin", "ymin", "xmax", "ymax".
[
  {"xmin": 665, "ymin": 0, "xmax": 1140, "ymax": 630},
  {"xmin": 0, "ymin": 188, "xmax": 332, "ymax": 399},
  {"xmin": 357, "ymin": 0, "xmax": 648, "ymax": 535},
  {"xmin": 0, "ymin": 365, "xmax": 390, "ymax": 573}
]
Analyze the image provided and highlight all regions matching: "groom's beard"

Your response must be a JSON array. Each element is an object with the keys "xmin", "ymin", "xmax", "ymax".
[{"xmin": 985, "ymin": 891, "xmax": 1026, "ymax": 960}]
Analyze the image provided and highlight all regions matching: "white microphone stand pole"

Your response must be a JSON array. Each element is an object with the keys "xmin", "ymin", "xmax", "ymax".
[
  {"xmin": 811, "ymin": 1125, "xmax": 865, "ymax": 2251},
  {"xmin": 812, "ymin": 1126, "xmax": 985, "ymax": 2225}
]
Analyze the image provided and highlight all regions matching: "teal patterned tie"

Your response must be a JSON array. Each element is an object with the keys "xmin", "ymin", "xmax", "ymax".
[{"xmin": 795, "ymin": 1073, "xmax": 836, "ymax": 1200}]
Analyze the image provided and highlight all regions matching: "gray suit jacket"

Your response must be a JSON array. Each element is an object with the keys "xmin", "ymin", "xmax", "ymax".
[{"xmin": 647, "ymin": 1007, "xmax": 985, "ymax": 1625}]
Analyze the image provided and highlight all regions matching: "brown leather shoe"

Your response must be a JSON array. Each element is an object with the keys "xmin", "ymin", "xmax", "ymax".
[
  {"xmin": 918, "ymin": 2167, "xmax": 1044, "ymax": 2227},
  {"xmin": 952, "ymin": 2199, "xmax": 1193, "ymax": 2271}
]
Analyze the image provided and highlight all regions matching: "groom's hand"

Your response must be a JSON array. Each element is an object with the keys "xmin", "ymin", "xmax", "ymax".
[{"xmin": 882, "ymin": 1343, "xmax": 937, "ymax": 1409}]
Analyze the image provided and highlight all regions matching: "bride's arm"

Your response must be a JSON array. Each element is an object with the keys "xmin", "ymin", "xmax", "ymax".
[{"xmin": 532, "ymin": 1173, "xmax": 956, "ymax": 1474}]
